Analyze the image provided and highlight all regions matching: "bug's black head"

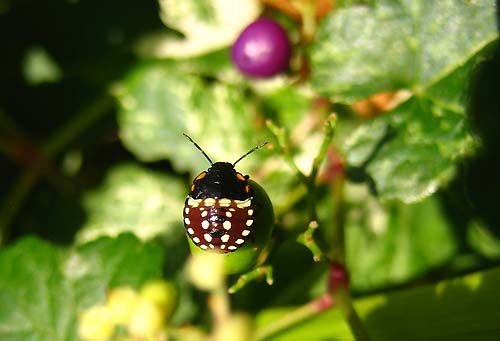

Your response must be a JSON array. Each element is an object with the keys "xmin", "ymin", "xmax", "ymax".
[
  {"xmin": 183, "ymin": 133, "xmax": 267, "ymax": 200},
  {"xmin": 190, "ymin": 162, "xmax": 250, "ymax": 200}
]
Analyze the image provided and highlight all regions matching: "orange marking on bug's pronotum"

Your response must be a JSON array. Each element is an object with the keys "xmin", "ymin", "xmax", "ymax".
[
  {"xmin": 191, "ymin": 184, "xmax": 195, "ymax": 192},
  {"xmin": 195, "ymin": 171, "xmax": 207, "ymax": 181},
  {"xmin": 236, "ymin": 173, "xmax": 246, "ymax": 181},
  {"xmin": 245, "ymin": 185, "xmax": 250, "ymax": 193}
]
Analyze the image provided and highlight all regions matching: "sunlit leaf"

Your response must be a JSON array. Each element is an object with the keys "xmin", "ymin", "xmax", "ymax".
[
  {"xmin": 138, "ymin": 0, "xmax": 261, "ymax": 58},
  {"xmin": 312, "ymin": 0, "xmax": 498, "ymax": 202},
  {"xmin": 115, "ymin": 61, "xmax": 267, "ymax": 175},
  {"xmin": 256, "ymin": 267, "xmax": 500, "ymax": 340},
  {"xmin": 77, "ymin": 163, "xmax": 185, "ymax": 244}
]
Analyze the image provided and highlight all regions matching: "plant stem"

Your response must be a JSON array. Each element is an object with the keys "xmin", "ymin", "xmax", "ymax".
[
  {"xmin": 209, "ymin": 286, "xmax": 231, "ymax": 327},
  {"xmin": 306, "ymin": 114, "xmax": 337, "ymax": 220},
  {"xmin": 267, "ymin": 114, "xmax": 370, "ymax": 339},
  {"xmin": 267, "ymin": 115, "xmax": 337, "ymax": 261},
  {"xmin": 255, "ymin": 293, "xmax": 333, "ymax": 340},
  {"xmin": 327, "ymin": 158, "xmax": 370, "ymax": 340},
  {"xmin": 330, "ymin": 173, "xmax": 346, "ymax": 262},
  {"xmin": 228, "ymin": 265, "xmax": 273, "ymax": 294},
  {"xmin": 331, "ymin": 287, "xmax": 370, "ymax": 341}
]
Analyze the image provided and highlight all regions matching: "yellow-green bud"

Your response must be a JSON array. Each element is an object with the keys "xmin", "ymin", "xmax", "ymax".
[
  {"xmin": 128, "ymin": 298, "xmax": 165, "ymax": 338},
  {"xmin": 140, "ymin": 280, "xmax": 176, "ymax": 319},
  {"xmin": 186, "ymin": 252, "xmax": 225, "ymax": 291},
  {"xmin": 78, "ymin": 305, "xmax": 115, "ymax": 340},
  {"xmin": 214, "ymin": 313, "xmax": 253, "ymax": 341},
  {"xmin": 105, "ymin": 286, "xmax": 140, "ymax": 325}
]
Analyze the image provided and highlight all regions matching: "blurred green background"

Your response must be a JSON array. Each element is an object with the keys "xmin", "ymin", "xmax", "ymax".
[{"xmin": 0, "ymin": 0, "xmax": 499, "ymax": 340}]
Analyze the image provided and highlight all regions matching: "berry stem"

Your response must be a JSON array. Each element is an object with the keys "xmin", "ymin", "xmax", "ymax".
[{"xmin": 326, "ymin": 158, "xmax": 370, "ymax": 340}]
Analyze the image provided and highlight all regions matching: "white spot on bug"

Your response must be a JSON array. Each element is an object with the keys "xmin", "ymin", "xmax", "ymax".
[
  {"xmin": 200, "ymin": 207, "xmax": 205, "ymax": 211},
  {"xmin": 246, "ymin": 219, "xmax": 253, "ymax": 226},
  {"xmin": 184, "ymin": 217, "xmax": 191, "ymax": 225},
  {"xmin": 242, "ymin": 230, "xmax": 250, "ymax": 236},
  {"xmin": 223, "ymin": 221, "xmax": 232, "ymax": 230},
  {"xmin": 219, "ymin": 198, "xmax": 231, "ymax": 207},
  {"xmin": 229, "ymin": 208, "xmax": 236, "ymax": 212},
  {"xmin": 202, "ymin": 220, "xmax": 210, "ymax": 229},
  {"xmin": 221, "ymin": 234, "xmax": 230, "ymax": 243},
  {"xmin": 235, "ymin": 198, "xmax": 252, "ymax": 208},
  {"xmin": 204, "ymin": 233, "xmax": 212, "ymax": 242},
  {"xmin": 248, "ymin": 209, "xmax": 254, "ymax": 216},
  {"xmin": 204, "ymin": 198, "xmax": 216, "ymax": 206},
  {"xmin": 184, "ymin": 207, "xmax": 190, "ymax": 214},
  {"xmin": 188, "ymin": 197, "xmax": 202, "ymax": 207},
  {"xmin": 187, "ymin": 228, "xmax": 194, "ymax": 235},
  {"xmin": 192, "ymin": 237, "xmax": 200, "ymax": 243},
  {"xmin": 200, "ymin": 244, "xmax": 208, "ymax": 249},
  {"xmin": 201, "ymin": 210, "xmax": 208, "ymax": 217},
  {"xmin": 235, "ymin": 239, "xmax": 244, "ymax": 244},
  {"xmin": 209, "ymin": 244, "xmax": 215, "ymax": 248},
  {"xmin": 225, "ymin": 211, "xmax": 232, "ymax": 218},
  {"xmin": 221, "ymin": 244, "xmax": 226, "ymax": 249},
  {"xmin": 228, "ymin": 246, "xmax": 237, "ymax": 250}
]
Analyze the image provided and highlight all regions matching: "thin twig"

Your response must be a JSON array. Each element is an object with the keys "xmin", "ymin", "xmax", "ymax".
[
  {"xmin": 331, "ymin": 287, "xmax": 370, "ymax": 341},
  {"xmin": 297, "ymin": 220, "xmax": 322, "ymax": 262},
  {"xmin": 228, "ymin": 265, "xmax": 273, "ymax": 294}
]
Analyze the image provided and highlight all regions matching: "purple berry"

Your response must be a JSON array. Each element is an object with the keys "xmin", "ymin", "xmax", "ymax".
[{"xmin": 231, "ymin": 18, "xmax": 291, "ymax": 78}]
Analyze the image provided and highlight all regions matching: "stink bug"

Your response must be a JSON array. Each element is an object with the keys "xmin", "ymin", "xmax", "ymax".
[{"xmin": 183, "ymin": 134, "xmax": 273, "ymax": 261}]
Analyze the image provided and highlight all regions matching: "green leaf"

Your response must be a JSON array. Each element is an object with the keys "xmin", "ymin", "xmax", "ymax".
[
  {"xmin": 344, "ymin": 184, "xmax": 457, "ymax": 291},
  {"xmin": 363, "ymin": 59, "xmax": 479, "ymax": 202},
  {"xmin": 256, "ymin": 267, "xmax": 500, "ymax": 340},
  {"xmin": 313, "ymin": 0, "xmax": 497, "ymax": 202},
  {"xmin": 311, "ymin": 0, "xmax": 497, "ymax": 102},
  {"xmin": 77, "ymin": 163, "xmax": 185, "ymax": 244},
  {"xmin": 344, "ymin": 118, "xmax": 388, "ymax": 168},
  {"xmin": 115, "ymin": 62, "xmax": 265, "ymax": 175},
  {"xmin": 0, "ymin": 234, "xmax": 164, "ymax": 341}
]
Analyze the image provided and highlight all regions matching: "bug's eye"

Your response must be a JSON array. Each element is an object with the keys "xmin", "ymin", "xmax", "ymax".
[
  {"xmin": 236, "ymin": 173, "xmax": 246, "ymax": 181},
  {"xmin": 195, "ymin": 171, "xmax": 207, "ymax": 181}
]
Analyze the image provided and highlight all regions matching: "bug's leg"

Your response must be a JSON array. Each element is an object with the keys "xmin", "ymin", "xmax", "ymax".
[{"xmin": 228, "ymin": 265, "xmax": 273, "ymax": 294}]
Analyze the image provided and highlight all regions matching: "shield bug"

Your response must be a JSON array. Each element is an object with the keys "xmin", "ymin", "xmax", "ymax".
[{"xmin": 182, "ymin": 133, "xmax": 273, "ymax": 261}]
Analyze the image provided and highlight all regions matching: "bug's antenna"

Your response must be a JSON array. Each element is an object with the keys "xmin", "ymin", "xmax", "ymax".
[
  {"xmin": 183, "ymin": 133, "xmax": 213, "ymax": 165},
  {"xmin": 233, "ymin": 142, "xmax": 268, "ymax": 166}
]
